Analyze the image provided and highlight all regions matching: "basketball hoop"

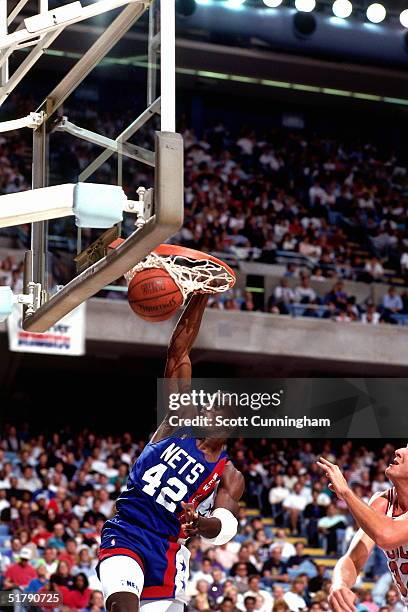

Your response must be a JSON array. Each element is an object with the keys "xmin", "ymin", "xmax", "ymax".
[{"xmin": 125, "ymin": 244, "xmax": 236, "ymax": 302}]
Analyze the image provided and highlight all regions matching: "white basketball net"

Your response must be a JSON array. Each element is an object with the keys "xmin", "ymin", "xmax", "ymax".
[{"xmin": 125, "ymin": 252, "xmax": 235, "ymax": 302}]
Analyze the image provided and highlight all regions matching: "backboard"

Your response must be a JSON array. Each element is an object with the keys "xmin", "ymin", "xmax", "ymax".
[{"xmin": 0, "ymin": 0, "xmax": 184, "ymax": 333}]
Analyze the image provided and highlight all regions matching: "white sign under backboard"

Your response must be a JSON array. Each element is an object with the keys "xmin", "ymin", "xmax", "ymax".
[{"xmin": 7, "ymin": 303, "xmax": 86, "ymax": 356}]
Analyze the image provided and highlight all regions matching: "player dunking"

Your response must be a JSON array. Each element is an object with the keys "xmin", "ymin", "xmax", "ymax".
[
  {"xmin": 317, "ymin": 450, "xmax": 408, "ymax": 611},
  {"xmin": 98, "ymin": 294, "xmax": 244, "ymax": 612}
]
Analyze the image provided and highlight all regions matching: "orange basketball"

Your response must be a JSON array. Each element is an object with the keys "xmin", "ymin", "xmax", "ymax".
[{"xmin": 127, "ymin": 267, "xmax": 183, "ymax": 322}]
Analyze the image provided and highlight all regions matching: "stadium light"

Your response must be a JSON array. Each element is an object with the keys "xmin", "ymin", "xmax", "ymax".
[
  {"xmin": 263, "ymin": 0, "xmax": 283, "ymax": 6},
  {"xmin": 366, "ymin": 3, "xmax": 386, "ymax": 23},
  {"xmin": 225, "ymin": 0, "xmax": 246, "ymax": 7},
  {"xmin": 400, "ymin": 8, "xmax": 408, "ymax": 28},
  {"xmin": 295, "ymin": 0, "xmax": 316, "ymax": 12},
  {"xmin": 332, "ymin": 0, "xmax": 352, "ymax": 18}
]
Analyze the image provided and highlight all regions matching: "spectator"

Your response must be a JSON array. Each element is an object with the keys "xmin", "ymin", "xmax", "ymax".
[
  {"xmin": 283, "ymin": 577, "xmax": 308, "ymax": 611},
  {"xmin": 362, "ymin": 303, "xmax": 381, "ymax": 325},
  {"xmin": 72, "ymin": 547, "xmax": 97, "ymax": 581},
  {"xmin": 230, "ymin": 545, "xmax": 258, "ymax": 577},
  {"xmin": 271, "ymin": 529, "xmax": 296, "ymax": 562},
  {"xmin": 284, "ymin": 264, "xmax": 298, "ymax": 279},
  {"xmin": 192, "ymin": 557, "xmax": 215, "ymax": 586},
  {"xmin": 261, "ymin": 546, "xmax": 288, "ymax": 583},
  {"xmin": 208, "ymin": 569, "xmax": 225, "ymax": 605},
  {"xmin": 83, "ymin": 589, "xmax": 105, "ymax": 612},
  {"xmin": 3, "ymin": 547, "xmax": 36, "ymax": 589},
  {"xmin": 17, "ymin": 466, "xmax": 42, "ymax": 493},
  {"xmin": 364, "ymin": 257, "xmax": 385, "ymax": 283},
  {"xmin": 317, "ymin": 503, "xmax": 348, "ymax": 555},
  {"xmin": 324, "ymin": 281, "xmax": 348, "ymax": 310},
  {"xmin": 287, "ymin": 543, "xmax": 310, "ymax": 568},
  {"xmin": 58, "ymin": 538, "xmax": 78, "ymax": 570},
  {"xmin": 283, "ymin": 482, "xmax": 308, "ymax": 535},
  {"xmin": 294, "ymin": 276, "xmax": 317, "ymax": 306},
  {"xmin": 26, "ymin": 564, "xmax": 49, "ymax": 593},
  {"xmin": 271, "ymin": 279, "xmax": 295, "ymax": 315},
  {"xmin": 385, "ymin": 587, "xmax": 405, "ymax": 612},
  {"xmin": 273, "ymin": 599, "xmax": 291, "ymax": 612},
  {"xmin": 47, "ymin": 523, "xmax": 67, "ymax": 550},
  {"xmin": 244, "ymin": 595, "xmax": 257, "ymax": 612},
  {"xmin": 243, "ymin": 575, "xmax": 273, "ymax": 612},
  {"xmin": 303, "ymin": 489, "xmax": 326, "ymax": 547},
  {"xmin": 381, "ymin": 287, "xmax": 403, "ymax": 323},
  {"xmin": 53, "ymin": 559, "xmax": 74, "ymax": 588},
  {"xmin": 64, "ymin": 572, "xmax": 92, "ymax": 609},
  {"xmin": 400, "ymin": 252, "xmax": 408, "ymax": 283}
]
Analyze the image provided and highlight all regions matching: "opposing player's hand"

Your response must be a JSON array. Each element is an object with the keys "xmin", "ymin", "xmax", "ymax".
[
  {"xmin": 328, "ymin": 586, "xmax": 357, "ymax": 612},
  {"xmin": 316, "ymin": 457, "xmax": 350, "ymax": 500},
  {"xmin": 181, "ymin": 502, "xmax": 200, "ymax": 536}
]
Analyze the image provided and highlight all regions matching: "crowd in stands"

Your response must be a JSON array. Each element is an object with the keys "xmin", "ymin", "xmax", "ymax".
[
  {"xmin": 2, "ymin": 251, "xmax": 408, "ymax": 325},
  {"xmin": 0, "ymin": 426, "xmax": 404, "ymax": 611},
  {"xmin": 0, "ymin": 94, "xmax": 407, "ymax": 325},
  {"xmin": 178, "ymin": 120, "xmax": 408, "ymax": 284},
  {"xmin": 207, "ymin": 267, "xmax": 408, "ymax": 325}
]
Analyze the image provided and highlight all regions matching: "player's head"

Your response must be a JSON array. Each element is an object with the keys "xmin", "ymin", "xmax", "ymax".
[
  {"xmin": 385, "ymin": 446, "xmax": 408, "ymax": 483},
  {"xmin": 197, "ymin": 390, "xmax": 238, "ymax": 442}
]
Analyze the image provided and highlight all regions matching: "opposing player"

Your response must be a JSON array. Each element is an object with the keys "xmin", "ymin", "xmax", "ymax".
[
  {"xmin": 317, "ymin": 450, "xmax": 408, "ymax": 611},
  {"xmin": 98, "ymin": 293, "xmax": 244, "ymax": 612}
]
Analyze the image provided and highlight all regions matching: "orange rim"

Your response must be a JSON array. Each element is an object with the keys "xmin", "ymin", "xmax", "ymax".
[{"xmin": 153, "ymin": 244, "xmax": 236, "ymax": 287}]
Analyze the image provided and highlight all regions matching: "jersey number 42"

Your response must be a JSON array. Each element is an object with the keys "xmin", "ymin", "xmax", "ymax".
[{"xmin": 141, "ymin": 463, "xmax": 188, "ymax": 513}]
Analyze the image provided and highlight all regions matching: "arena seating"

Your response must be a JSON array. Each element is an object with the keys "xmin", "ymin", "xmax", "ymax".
[
  {"xmin": 0, "ymin": 93, "xmax": 407, "ymax": 327},
  {"xmin": 0, "ymin": 428, "xmax": 399, "ymax": 611}
]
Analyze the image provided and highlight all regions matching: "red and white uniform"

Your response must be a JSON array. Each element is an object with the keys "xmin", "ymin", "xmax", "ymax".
[{"xmin": 383, "ymin": 487, "xmax": 408, "ymax": 604}]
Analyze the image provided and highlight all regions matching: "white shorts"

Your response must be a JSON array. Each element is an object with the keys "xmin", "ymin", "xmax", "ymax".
[{"xmin": 98, "ymin": 547, "xmax": 190, "ymax": 611}]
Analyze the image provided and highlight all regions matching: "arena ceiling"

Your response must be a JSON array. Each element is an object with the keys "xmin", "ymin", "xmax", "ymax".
[{"xmin": 4, "ymin": 1, "xmax": 408, "ymax": 104}]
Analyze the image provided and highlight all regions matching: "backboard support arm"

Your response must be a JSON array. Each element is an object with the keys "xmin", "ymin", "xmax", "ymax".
[{"xmin": 23, "ymin": 132, "xmax": 184, "ymax": 332}]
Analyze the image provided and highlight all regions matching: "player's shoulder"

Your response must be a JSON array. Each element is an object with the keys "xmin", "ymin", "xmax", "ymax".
[
  {"xmin": 220, "ymin": 461, "xmax": 245, "ymax": 495},
  {"xmin": 369, "ymin": 488, "xmax": 393, "ymax": 513}
]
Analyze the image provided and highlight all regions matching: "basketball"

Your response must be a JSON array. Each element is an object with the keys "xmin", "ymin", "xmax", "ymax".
[{"xmin": 127, "ymin": 267, "xmax": 183, "ymax": 322}]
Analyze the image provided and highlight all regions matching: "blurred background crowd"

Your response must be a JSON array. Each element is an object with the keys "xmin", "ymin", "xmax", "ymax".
[
  {"xmin": 0, "ymin": 425, "xmax": 403, "ymax": 612},
  {"xmin": 2, "ymin": 251, "xmax": 407, "ymax": 325},
  {"xmin": 1, "ymin": 94, "xmax": 407, "ymax": 325}
]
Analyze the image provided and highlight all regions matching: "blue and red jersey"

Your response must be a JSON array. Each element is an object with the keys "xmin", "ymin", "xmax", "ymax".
[
  {"xmin": 103, "ymin": 432, "xmax": 228, "ymax": 539},
  {"xmin": 99, "ymin": 432, "xmax": 228, "ymax": 601}
]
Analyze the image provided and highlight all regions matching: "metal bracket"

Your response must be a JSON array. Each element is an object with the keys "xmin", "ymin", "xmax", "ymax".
[
  {"xmin": 16, "ymin": 282, "xmax": 43, "ymax": 316},
  {"xmin": 79, "ymin": 97, "xmax": 161, "ymax": 182},
  {"xmin": 0, "ymin": 111, "xmax": 45, "ymax": 133},
  {"xmin": 124, "ymin": 187, "xmax": 154, "ymax": 227},
  {"xmin": 73, "ymin": 226, "xmax": 120, "ymax": 274},
  {"xmin": 56, "ymin": 117, "xmax": 155, "ymax": 167}
]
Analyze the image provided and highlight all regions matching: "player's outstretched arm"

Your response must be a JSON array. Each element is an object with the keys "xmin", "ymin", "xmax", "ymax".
[
  {"xmin": 151, "ymin": 294, "xmax": 209, "ymax": 443},
  {"xmin": 317, "ymin": 457, "xmax": 407, "ymax": 549},
  {"xmin": 165, "ymin": 293, "xmax": 209, "ymax": 389},
  {"xmin": 181, "ymin": 462, "xmax": 244, "ymax": 540}
]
